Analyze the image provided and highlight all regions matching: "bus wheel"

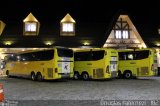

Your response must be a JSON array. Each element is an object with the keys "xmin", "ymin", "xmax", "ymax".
[
  {"xmin": 31, "ymin": 72, "xmax": 36, "ymax": 81},
  {"xmin": 124, "ymin": 71, "xmax": 132, "ymax": 79},
  {"xmin": 37, "ymin": 73, "xmax": 43, "ymax": 81},
  {"xmin": 117, "ymin": 71, "xmax": 122, "ymax": 79},
  {"xmin": 6, "ymin": 70, "xmax": 10, "ymax": 78},
  {"xmin": 74, "ymin": 72, "xmax": 80, "ymax": 80},
  {"xmin": 82, "ymin": 72, "xmax": 89, "ymax": 80}
]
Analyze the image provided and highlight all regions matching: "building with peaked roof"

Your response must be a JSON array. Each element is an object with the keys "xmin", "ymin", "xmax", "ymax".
[
  {"xmin": 0, "ymin": 0, "xmax": 160, "ymax": 59},
  {"xmin": 0, "ymin": 0, "xmax": 159, "ymax": 48},
  {"xmin": 1, "ymin": 10, "xmax": 159, "ymax": 48},
  {"xmin": 103, "ymin": 15, "xmax": 147, "ymax": 49}
]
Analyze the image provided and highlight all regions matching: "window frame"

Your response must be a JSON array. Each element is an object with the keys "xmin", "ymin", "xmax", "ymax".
[
  {"xmin": 24, "ymin": 22, "xmax": 37, "ymax": 32},
  {"xmin": 60, "ymin": 22, "xmax": 75, "ymax": 36},
  {"xmin": 62, "ymin": 23, "xmax": 74, "ymax": 32}
]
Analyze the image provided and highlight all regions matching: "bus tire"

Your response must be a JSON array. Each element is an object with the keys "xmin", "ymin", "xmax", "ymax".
[
  {"xmin": 74, "ymin": 71, "xmax": 80, "ymax": 80},
  {"xmin": 31, "ymin": 72, "xmax": 36, "ymax": 81},
  {"xmin": 82, "ymin": 72, "xmax": 89, "ymax": 80},
  {"xmin": 123, "ymin": 71, "xmax": 132, "ymax": 79},
  {"xmin": 37, "ymin": 72, "xmax": 43, "ymax": 81},
  {"xmin": 6, "ymin": 70, "xmax": 10, "ymax": 78}
]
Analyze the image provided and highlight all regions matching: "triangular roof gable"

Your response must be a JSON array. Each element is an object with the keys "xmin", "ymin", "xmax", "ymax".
[
  {"xmin": 103, "ymin": 14, "xmax": 147, "ymax": 48},
  {"xmin": 0, "ymin": 20, "xmax": 6, "ymax": 35},
  {"xmin": 121, "ymin": 15, "xmax": 146, "ymax": 48},
  {"xmin": 60, "ymin": 13, "xmax": 75, "ymax": 23},
  {"xmin": 23, "ymin": 13, "xmax": 38, "ymax": 22}
]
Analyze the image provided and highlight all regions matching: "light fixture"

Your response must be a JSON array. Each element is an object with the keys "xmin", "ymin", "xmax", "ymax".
[
  {"xmin": 83, "ymin": 42, "xmax": 90, "ymax": 46},
  {"xmin": 156, "ymin": 43, "xmax": 160, "ymax": 46},
  {"xmin": 11, "ymin": 54, "xmax": 14, "ymax": 57},
  {"xmin": 4, "ymin": 41, "xmax": 12, "ymax": 45},
  {"xmin": 32, "ymin": 48, "xmax": 38, "ymax": 50},
  {"xmin": 22, "ymin": 49, "xmax": 25, "ymax": 51},
  {"xmin": 44, "ymin": 41, "xmax": 54, "ymax": 46}
]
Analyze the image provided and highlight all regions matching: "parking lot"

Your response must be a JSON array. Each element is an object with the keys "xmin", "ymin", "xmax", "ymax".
[{"xmin": 0, "ymin": 76, "xmax": 160, "ymax": 105}]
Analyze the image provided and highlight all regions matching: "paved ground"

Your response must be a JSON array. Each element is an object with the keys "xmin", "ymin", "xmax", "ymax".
[{"xmin": 0, "ymin": 76, "xmax": 160, "ymax": 106}]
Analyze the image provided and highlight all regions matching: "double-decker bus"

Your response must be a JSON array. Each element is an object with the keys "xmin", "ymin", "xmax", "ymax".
[
  {"xmin": 4, "ymin": 47, "xmax": 74, "ymax": 81},
  {"xmin": 118, "ymin": 48, "xmax": 158, "ymax": 79},
  {"xmin": 74, "ymin": 48, "xmax": 118, "ymax": 80}
]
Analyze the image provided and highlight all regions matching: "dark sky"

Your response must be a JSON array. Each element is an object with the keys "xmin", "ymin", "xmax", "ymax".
[
  {"xmin": 1, "ymin": 0, "xmax": 160, "ymax": 22},
  {"xmin": 0, "ymin": 0, "xmax": 160, "ymax": 37}
]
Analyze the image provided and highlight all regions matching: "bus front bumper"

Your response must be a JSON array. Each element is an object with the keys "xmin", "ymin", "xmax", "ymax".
[{"xmin": 58, "ymin": 73, "xmax": 71, "ymax": 78}]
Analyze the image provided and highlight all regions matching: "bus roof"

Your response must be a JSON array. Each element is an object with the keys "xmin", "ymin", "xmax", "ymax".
[
  {"xmin": 117, "ymin": 48, "xmax": 155, "ymax": 52},
  {"xmin": 13, "ymin": 47, "xmax": 72, "ymax": 54},
  {"xmin": 74, "ymin": 48, "xmax": 116, "ymax": 52}
]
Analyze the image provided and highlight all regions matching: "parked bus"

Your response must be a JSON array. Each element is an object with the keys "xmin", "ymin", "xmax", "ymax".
[
  {"xmin": 4, "ymin": 47, "xmax": 74, "ymax": 81},
  {"xmin": 74, "ymin": 48, "xmax": 118, "ymax": 80},
  {"xmin": 118, "ymin": 48, "xmax": 158, "ymax": 79}
]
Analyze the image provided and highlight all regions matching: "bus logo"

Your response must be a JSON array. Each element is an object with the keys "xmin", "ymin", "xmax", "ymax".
[{"xmin": 64, "ymin": 65, "xmax": 68, "ymax": 70}]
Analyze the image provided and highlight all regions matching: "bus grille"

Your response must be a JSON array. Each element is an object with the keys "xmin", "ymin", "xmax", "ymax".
[
  {"xmin": 141, "ymin": 67, "xmax": 149, "ymax": 75},
  {"xmin": 93, "ymin": 68, "xmax": 104, "ymax": 78},
  {"xmin": 48, "ymin": 68, "xmax": 53, "ymax": 78},
  {"xmin": 137, "ymin": 67, "xmax": 149, "ymax": 75}
]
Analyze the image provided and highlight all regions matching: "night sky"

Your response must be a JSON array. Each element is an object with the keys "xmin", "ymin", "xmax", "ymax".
[
  {"xmin": 0, "ymin": 0, "xmax": 159, "ymax": 47},
  {"xmin": 1, "ymin": 0, "xmax": 160, "ymax": 23},
  {"xmin": 0, "ymin": 0, "xmax": 160, "ymax": 38}
]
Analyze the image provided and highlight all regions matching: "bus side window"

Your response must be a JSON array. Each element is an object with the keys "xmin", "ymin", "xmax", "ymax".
[
  {"xmin": 74, "ymin": 52, "xmax": 88, "ymax": 61},
  {"xmin": 118, "ymin": 52, "xmax": 126, "ymax": 60},
  {"xmin": 134, "ymin": 50, "xmax": 149, "ymax": 60},
  {"xmin": 127, "ymin": 54, "xmax": 134, "ymax": 60}
]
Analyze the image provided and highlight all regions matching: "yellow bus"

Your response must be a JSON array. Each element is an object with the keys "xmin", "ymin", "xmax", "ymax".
[
  {"xmin": 4, "ymin": 47, "xmax": 74, "ymax": 81},
  {"xmin": 118, "ymin": 48, "xmax": 158, "ymax": 79},
  {"xmin": 74, "ymin": 48, "xmax": 118, "ymax": 80}
]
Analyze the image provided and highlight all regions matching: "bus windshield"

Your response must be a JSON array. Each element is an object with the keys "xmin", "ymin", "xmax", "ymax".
[
  {"xmin": 57, "ymin": 48, "xmax": 73, "ymax": 57},
  {"xmin": 74, "ymin": 50, "xmax": 105, "ymax": 61}
]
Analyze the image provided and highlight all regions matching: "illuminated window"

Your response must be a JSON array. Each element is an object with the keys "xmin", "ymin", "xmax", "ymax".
[
  {"xmin": 62, "ymin": 23, "xmax": 73, "ymax": 32},
  {"xmin": 25, "ymin": 23, "xmax": 36, "ymax": 32},
  {"xmin": 115, "ymin": 30, "xmax": 129, "ymax": 39},
  {"xmin": 115, "ymin": 30, "xmax": 121, "ymax": 39},
  {"xmin": 60, "ymin": 13, "xmax": 75, "ymax": 36},
  {"xmin": 114, "ymin": 18, "xmax": 130, "ymax": 39},
  {"xmin": 23, "ymin": 13, "xmax": 40, "ymax": 36},
  {"xmin": 122, "ymin": 31, "xmax": 128, "ymax": 39}
]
